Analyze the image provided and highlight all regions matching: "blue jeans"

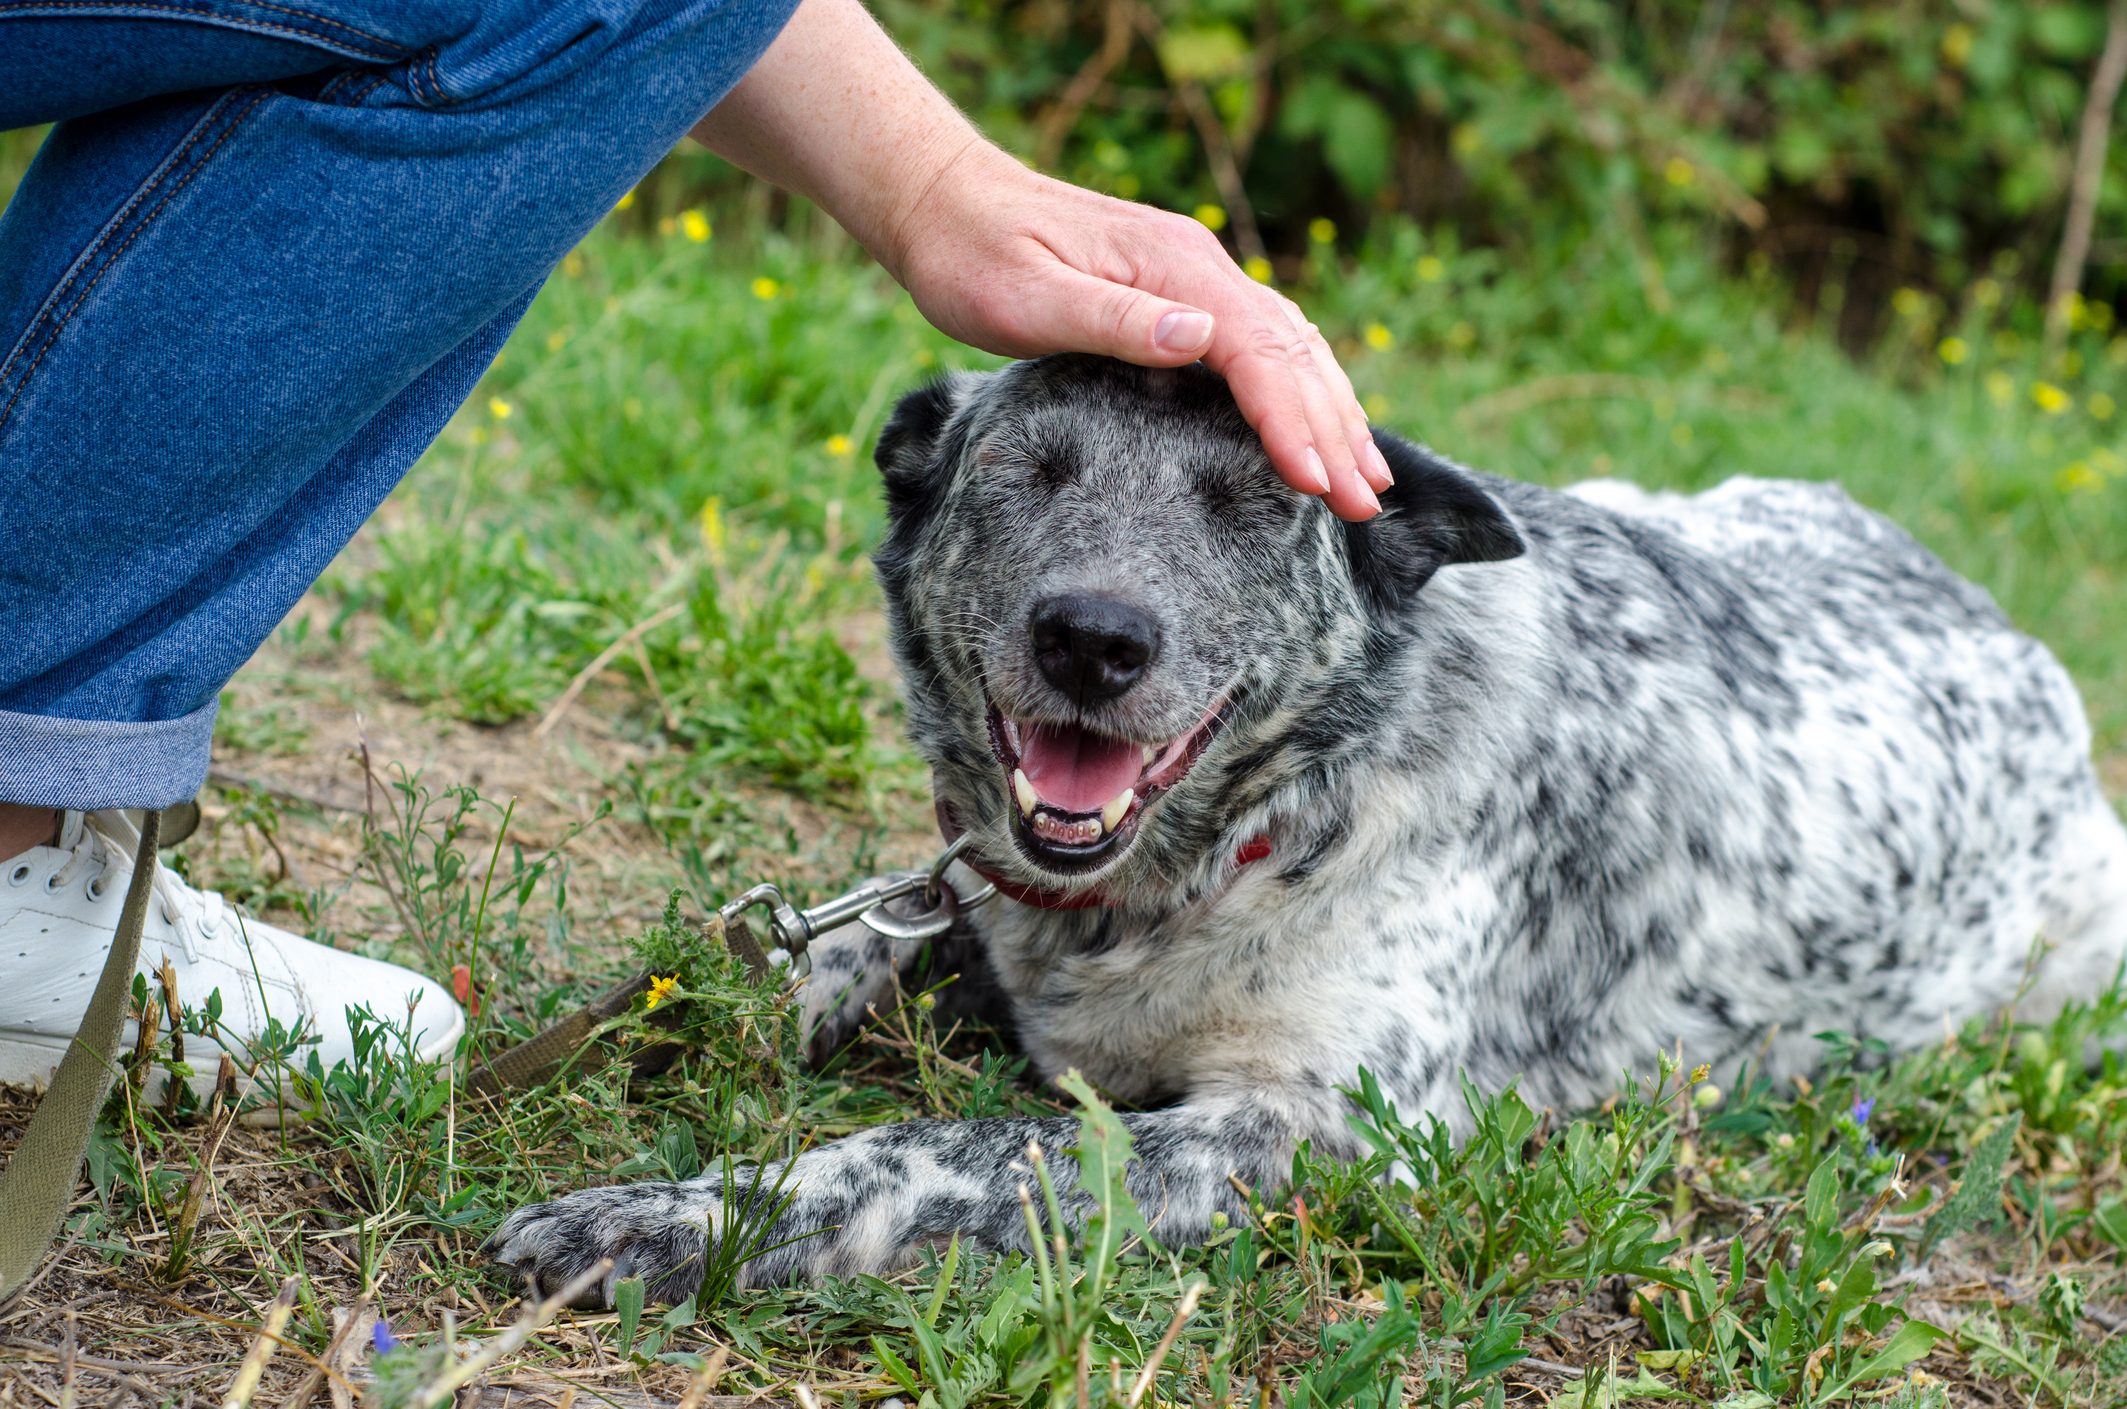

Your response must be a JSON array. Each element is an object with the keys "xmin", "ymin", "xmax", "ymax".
[{"xmin": 0, "ymin": 0, "xmax": 797, "ymax": 809}]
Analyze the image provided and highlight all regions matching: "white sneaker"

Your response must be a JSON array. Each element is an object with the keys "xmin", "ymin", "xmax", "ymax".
[{"xmin": 0, "ymin": 810, "xmax": 464, "ymax": 1105}]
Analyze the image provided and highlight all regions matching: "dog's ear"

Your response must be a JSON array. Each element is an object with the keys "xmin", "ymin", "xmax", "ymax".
[
  {"xmin": 1343, "ymin": 433, "xmax": 1524, "ymax": 612},
  {"xmin": 875, "ymin": 374, "xmax": 979, "ymax": 520}
]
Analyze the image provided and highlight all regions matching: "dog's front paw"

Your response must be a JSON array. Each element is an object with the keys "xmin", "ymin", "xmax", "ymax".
[
  {"xmin": 486, "ymin": 1180, "xmax": 720, "ymax": 1307},
  {"xmin": 800, "ymin": 928, "xmax": 905, "ymax": 1068}
]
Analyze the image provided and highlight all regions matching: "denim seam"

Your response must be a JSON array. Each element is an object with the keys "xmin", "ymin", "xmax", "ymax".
[
  {"xmin": 0, "ymin": 1, "xmax": 405, "ymax": 60},
  {"xmin": 0, "ymin": 89, "xmax": 270, "ymax": 435},
  {"xmin": 0, "ymin": 91, "xmax": 226, "ymax": 409}
]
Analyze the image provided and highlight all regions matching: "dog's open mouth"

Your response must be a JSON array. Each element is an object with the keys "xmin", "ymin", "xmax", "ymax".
[{"xmin": 987, "ymin": 696, "xmax": 1230, "ymax": 873}]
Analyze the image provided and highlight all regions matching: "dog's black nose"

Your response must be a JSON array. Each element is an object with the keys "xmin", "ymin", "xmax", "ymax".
[{"xmin": 1029, "ymin": 593, "xmax": 1161, "ymax": 704}]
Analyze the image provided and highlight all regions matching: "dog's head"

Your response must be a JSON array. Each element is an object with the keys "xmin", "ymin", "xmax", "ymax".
[{"xmin": 872, "ymin": 355, "xmax": 1523, "ymax": 901}]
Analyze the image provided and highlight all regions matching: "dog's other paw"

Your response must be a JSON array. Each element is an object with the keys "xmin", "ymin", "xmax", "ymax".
[
  {"xmin": 799, "ymin": 928, "xmax": 905, "ymax": 1069},
  {"xmin": 485, "ymin": 1180, "xmax": 719, "ymax": 1307}
]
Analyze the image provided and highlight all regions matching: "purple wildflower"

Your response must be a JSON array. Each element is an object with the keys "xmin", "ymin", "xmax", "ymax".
[
  {"xmin": 372, "ymin": 1319, "xmax": 400, "ymax": 1354},
  {"xmin": 1849, "ymin": 1096, "xmax": 1875, "ymax": 1126}
]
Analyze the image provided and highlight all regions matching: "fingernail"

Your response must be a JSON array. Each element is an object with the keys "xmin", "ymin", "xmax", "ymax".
[
  {"xmin": 1357, "ymin": 481, "xmax": 1382, "ymax": 515},
  {"xmin": 1362, "ymin": 441, "xmax": 1395, "ymax": 491},
  {"xmin": 1153, "ymin": 310, "xmax": 1214, "ymax": 354},
  {"xmin": 1302, "ymin": 446, "xmax": 1331, "ymax": 494}
]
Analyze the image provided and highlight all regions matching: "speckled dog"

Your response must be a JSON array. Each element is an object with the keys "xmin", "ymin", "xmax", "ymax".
[{"xmin": 492, "ymin": 354, "xmax": 2127, "ymax": 1304}]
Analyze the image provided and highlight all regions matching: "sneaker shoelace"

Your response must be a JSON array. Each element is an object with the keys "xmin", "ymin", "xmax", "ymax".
[{"xmin": 49, "ymin": 812, "xmax": 242, "ymax": 963}]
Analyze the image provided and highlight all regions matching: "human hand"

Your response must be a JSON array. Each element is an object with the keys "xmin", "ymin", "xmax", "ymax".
[{"xmin": 882, "ymin": 146, "xmax": 1390, "ymax": 520}]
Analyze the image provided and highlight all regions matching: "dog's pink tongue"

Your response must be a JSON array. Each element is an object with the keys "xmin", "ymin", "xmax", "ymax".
[{"xmin": 1019, "ymin": 721, "xmax": 1140, "ymax": 814}]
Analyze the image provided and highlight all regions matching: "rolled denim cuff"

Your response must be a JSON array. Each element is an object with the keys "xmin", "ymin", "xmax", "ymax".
[{"xmin": 0, "ymin": 698, "xmax": 216, "ymax": 810}]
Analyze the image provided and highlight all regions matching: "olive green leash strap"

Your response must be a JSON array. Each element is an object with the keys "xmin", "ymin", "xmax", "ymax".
[{"xmin": 0, "ymin": 809, "xmax": 160, "ymax": 1303}]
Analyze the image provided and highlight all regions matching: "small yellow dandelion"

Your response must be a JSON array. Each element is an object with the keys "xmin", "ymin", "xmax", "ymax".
[
  {"xmin": 679, "ymin": 208, "xmax": 712, "ymax": 243},
  {"xmin": 1663, "ymin": 156, "xmax": 1695, "ymax": 188},
  {"xmin": 1416, "ymin": 254, "xmax": 1446, "ymax": 283},
  {"xmin": 2089, "ymin": 391, "xmax": 2116, "ymax": 422},
  {"xmin": 1193, "ymin": 203, "xmax": 1227, "ymax": 232},
  {"xmin": 1243, "ymin": 255, "xmax": 1274, "ymax": 283},
  {"xmin": 1363, "ymin": 392, "xmax": 1390, "ymax": 420},
  {"xmin": 2063, "ymin": 290, "xmax": 2091, "ymax": 331},
  {"xmin": 488, "ymin": 397, "xmax": 513, "ymax": 420},
  {"xmin": 699, "ymin": 497, "xmax": 726, "ymax": 555},
  {"xmin": 2057, "ymin": 461, "xmax": 2103, "ymax": 495},
  {"xmin": 1941, "ymin": 22, "xmax": 1974, "ymax": 68},
  {"xmin": 825, "ymin": 433, "xmax": 854, "ymax": 457},
  {"xmin": 914, "ymin": 347, "xmax": 938, "ymax": 368},
  {"xmin": 656, "ymin": 216, "xmax": 675, "ymax": 237},
  {"xmin": 1446, "ymin": 320, "xmax": 1476, "ymax": 350},
  {"xmin": 561, "ymin": 252, "xmax": 586, "ymax": 278},
  {"xmin": 751, "ymin": 276, "xmax": 781, "ymax": 301},
  {"xmin": 1891, "ymin": 287, "xmax": 1926, "ymax": 319},
  {"xmin": 1308, "ymin": 217, "xmax": 1337, "ymax": 244},
  {"xmin": 643, "ymin": 974, "xmax": 679, "ymax": 1011},
  {"xmin": 1363, "ymin": 322, "xmax": 1394, "ymax": 351},
  {"xmin": 2032, "ymin": 381, "xmax": 2071, "ymax": 415},
  {"xmin": 1449, "ymin": 122, "xmax": 1483, "ymax": 157},
  {"xmin": 545, "ymin": 329, "xmax": 568, "ymax": 353},
  {"xmin": 1937, "ymin": 336, "xmax": 1968, "ymax": 366},
  {"xmin": 616, "ymin": 188, "xmax": 637, "ymax": 212},
  {"xmin": 1985, "ymin": 370, "xmax": 2015, "ymax": 407},
  {"xmin": 1972, "ymin": 277, "xmax": 2001, "ymax": 310}
]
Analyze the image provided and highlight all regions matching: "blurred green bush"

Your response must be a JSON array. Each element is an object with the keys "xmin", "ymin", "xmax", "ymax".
[{"xmin": 641, "ymin": 0, "xmax": 2109, "ymax": 343}]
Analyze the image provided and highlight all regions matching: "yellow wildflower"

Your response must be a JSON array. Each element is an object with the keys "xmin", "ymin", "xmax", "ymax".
[
  {"xmin": 1193, "ymin": 203, "xmax": 1227, "ymax": 232},
  {"xmin": 1663, "ymin": 157, "xmax": 1695, "ymax": 188},
  {"xmin": 1891, "ymin": 287, "xmax": 1925, "ymax": 319},
  {"xmin": 644, "ymin": 974, "xmax": 679, "ymax": 1011},
  {"xmin": 1690, "ymin": 1063, "xmax": 1711, "ymax": 1084},
  {"xmin": 656, "ymin": 216, "xmax": 675, "ymax": 237},
  {"xmin": 1308, "ymin": 217, "xmax": 1337, "ymax": 244},
  {"xmin": 680, "ymin": 208, "xmax": 712, "ymax": 243},
  {"xmin": 1446, "ymin": 320, "xmax": 1476, "ymax": 350},
  {"xmin": 1985, "ymin": 370, "xmax": 2015, "ymax": 407},
  {"xmin": 752, "ymin": 276, "xmax": 781, "ymax": 301},
  {"xmin": 699, "ymin": 497, "xmax": 726, "ymax": 555},
  {"xmin": 2031, "ymin": 381, "xmax": 2071, "ymax": 415},
  {"xmin": 1416, "ymin": 254, "xmax": 1446, "ymax": 283},
  {"xmin": 616, "ymin": 188, "xmax": 637, "ymax": 212},
  {"xmin": 914, "ymin": 347, "xmax": 938, "ymax": 368},
  {"xmin": 2057, "ymin": 461, "xmax": 2103, "ymax": 495},
  {"xmin": 487, "ymin": 397, "xmax": 513, "ymax": 420},
  {"xmin": 1941, "ymin": 23, "xmax": 1974, "ymax": 68},
  {"xmin": 1450, "ymin": 122, "xmax": 1483, "ymax": 156},
  {"xmin": 562, "ymin": 252, "xmax": 586, "ymax": 278},
  {"xmin": 1243, "ymin": 255, "xmax": 1273, "ymax": 284},
  {"xmin": 1936, "ymin": 336, "xmax": 1968, "ymax": 366},
  {"xmin": 826, "ymin": 433, "xmax": 854, "ymax": 457},
  {"xmin": 545, "ymin": 329, "xmax": 568, "ymax": 353},
  {"xmin": 468, "ymin": 426, "xmax": 488, "ymax": 447},
  {"xmin": 1363, "ymin": 322, "xmax": 1393, "ymax": 351},
  {"xmin": 1972, "ymin": 277, "xmax": 2001, "ymax": 310},
  {"xmin": 1363, "ymin": 392, "xmax": 1390, "ymax": 420}
]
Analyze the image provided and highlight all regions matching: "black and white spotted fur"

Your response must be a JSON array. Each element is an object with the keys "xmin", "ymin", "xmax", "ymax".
[{"xmin": 492, "ymin": 355, "xmax": 2127, "ymax": 1305}]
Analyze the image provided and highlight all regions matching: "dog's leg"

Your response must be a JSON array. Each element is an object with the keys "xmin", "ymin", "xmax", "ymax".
[
  {"xmin": 799, "ymin": 920, "xmax": 1012, "ymax": 1069},
  {"xmin": 487, "ymin": 1095, "xmax": 1306, "ymax": 1305}
]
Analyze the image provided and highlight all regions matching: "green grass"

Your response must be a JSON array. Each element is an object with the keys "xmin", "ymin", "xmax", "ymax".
[{"xmin": 56, "ymin": 194, "xmax": 2127, "ymax": 1403}]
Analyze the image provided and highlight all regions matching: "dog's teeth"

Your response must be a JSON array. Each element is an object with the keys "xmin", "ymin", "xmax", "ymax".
[
  {"xmin": 1101, "ymin": 789, "xmax": 1134, "ymax": 833},
  {"xmin": 1012, "ymin": 769, "xmax": 1038, "ymax": 818}
]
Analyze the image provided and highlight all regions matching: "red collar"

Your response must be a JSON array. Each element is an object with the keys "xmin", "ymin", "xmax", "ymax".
[{"xmin": 937, "ymin": 801, "xmax": 1272, "ymax": 911}]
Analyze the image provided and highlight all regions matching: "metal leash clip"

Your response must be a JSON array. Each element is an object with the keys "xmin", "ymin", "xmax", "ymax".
[{"xmin": 717, "ymin": 834, "xmax": 996, "ymax": 981}]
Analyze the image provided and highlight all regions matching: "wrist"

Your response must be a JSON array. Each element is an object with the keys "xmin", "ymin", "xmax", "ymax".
[{"xmin": 862, "ymin": 131, "xmax": 1021, "ymax": 286}]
